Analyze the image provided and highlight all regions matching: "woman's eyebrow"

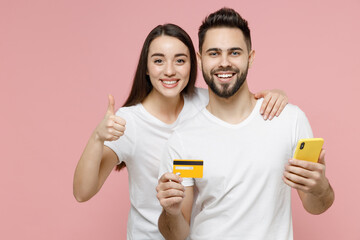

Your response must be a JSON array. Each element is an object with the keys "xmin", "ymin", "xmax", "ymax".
[
  {"xmin": 174, "ymin": 53, "xmax": 188, "ymax": 57},
  {"xmin": 150, "ymin": 53, "xmax": 165, "ymax": 57},
  {"xmin": 150, "ymin": 53, "xmax": 188, "ymax": 57}
]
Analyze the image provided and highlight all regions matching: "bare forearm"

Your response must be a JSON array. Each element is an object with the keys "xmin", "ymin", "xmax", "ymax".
[
  {"xmin": 73, "ymin": 131, "xmax": 106, "ymax": 201},
  {"xmin": 73, "ymin": 95, "xmax": 124, "ymax": 202},
  {"xmin": 300, "ymin": 182, "xmax": 335, "ymax": 215},
  {"xmin": 158, "ymin": 210, "xmax": 190, "ymax": 240}
]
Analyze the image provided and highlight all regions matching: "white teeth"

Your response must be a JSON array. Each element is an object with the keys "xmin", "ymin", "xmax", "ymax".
[
  {"xmin": 162, "ymin": 80, "xmax": 177, "ymax": 84},
  {"xmin": 217, "ymin": 74, "xmax": 233, "ymax": 78}
]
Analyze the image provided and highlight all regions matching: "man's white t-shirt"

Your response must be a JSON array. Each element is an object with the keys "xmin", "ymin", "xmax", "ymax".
[
  {"xmin": 159, "ymin": 99, "xmax": 313, "ymax": 240},
  {"xmin": 104, "ymin": 88, "xmax": 208, "ymax": 240}
]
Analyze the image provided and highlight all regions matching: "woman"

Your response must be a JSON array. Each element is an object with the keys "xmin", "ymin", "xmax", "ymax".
[{"xmin": 73, "ymin": 24, "xmax": 287, "ymax": 239}]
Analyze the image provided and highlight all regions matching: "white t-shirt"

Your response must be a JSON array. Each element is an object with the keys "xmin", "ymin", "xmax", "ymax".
[
  {"xmin": 104, "ymin": 88, "xmax": 208, "ymax": 240},
  {"xmin": 159, "ymin": 99, "xmax": 313, "ymax": 240}
]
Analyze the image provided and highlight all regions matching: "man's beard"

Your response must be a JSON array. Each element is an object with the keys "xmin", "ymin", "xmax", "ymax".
[{"xmin": 202, "ymin": 64, "xmax": 249, "ymax": 99}]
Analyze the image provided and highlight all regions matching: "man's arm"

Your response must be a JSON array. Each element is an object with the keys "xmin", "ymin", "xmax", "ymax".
[
  {"xmin": 156, "ymin": 173, "xmax": 194, "ymax": 240},
  {"xmin": 283, "ymin": 149, "xmax": 335, "ymax": 214}
]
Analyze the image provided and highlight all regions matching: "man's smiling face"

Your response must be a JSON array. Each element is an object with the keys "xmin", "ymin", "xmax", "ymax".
[{"xmin": 199, "ymin": 27, "xmax": 254, "ymax": 98}]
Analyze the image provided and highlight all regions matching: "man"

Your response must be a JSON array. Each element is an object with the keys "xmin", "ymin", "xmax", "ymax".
[{"xmin": 156, "ymin": 7, "xmax": 334, "ymax": 240}]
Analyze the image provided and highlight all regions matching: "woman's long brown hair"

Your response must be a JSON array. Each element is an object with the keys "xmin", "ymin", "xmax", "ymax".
[{"xmin": 115, "ymin": 24, "xmax": 197, "ymax": 171}]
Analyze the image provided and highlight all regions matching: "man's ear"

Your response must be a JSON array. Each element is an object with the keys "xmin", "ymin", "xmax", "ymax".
[
  {"xmin": 248, "ymin": 50, "xmax": 255, "ymax": 68},
  {"xmin": 197, "ymin": 52, "xmax": 202, "ymax": 70}
]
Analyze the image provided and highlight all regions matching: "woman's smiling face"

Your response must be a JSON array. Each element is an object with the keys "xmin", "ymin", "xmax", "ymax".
[{"xmin": 147, "ymin": 35, "xmax": 191, "ymax": 99}]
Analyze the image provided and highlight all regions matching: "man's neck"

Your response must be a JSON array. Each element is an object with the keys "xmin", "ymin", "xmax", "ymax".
[{"xmin": 206, "ymin": 82, "xmax": 256, "ymax": 124}]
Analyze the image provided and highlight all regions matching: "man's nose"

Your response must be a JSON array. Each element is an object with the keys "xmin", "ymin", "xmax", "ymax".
[{"xmin": 219, "ymin": 55, "xmax": 232, "ymax": 68}]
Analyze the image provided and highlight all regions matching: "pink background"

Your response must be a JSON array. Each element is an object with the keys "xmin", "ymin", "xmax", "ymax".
[{"xmin": 1, "ymin": 0, "xmax": 359, "ymax": 239}]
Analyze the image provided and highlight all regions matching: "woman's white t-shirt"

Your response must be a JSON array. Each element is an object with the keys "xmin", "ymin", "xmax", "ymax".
[{"xmin": 104, "ymin": 88, "xmax": 208, "ymax": 240}]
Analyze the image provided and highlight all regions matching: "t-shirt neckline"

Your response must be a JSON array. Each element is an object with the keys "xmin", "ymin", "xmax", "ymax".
[
  {"xmin": 202, "ymin": 98, "xmax": 263, "ymax": 128},
  {"xmin": 138, "ymin": 94, "xmax": 189, "ymax": 128}
]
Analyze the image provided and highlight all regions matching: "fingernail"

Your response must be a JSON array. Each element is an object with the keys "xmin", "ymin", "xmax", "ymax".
[{"xmin": 263, "ymin": 114, "xmax": 268, "ymax": 120}]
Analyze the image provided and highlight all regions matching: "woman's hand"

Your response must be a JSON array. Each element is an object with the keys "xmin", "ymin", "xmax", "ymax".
[
  {"xmin": 255, "ymin": 89, "xmax": 288, "ymax": 120},
  {"xmin": 95, "ymin": 94, "xmax": 126, "ymax": 142}
]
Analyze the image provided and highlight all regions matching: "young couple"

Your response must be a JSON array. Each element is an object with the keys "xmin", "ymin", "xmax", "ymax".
[{"xmin": 74, "ymin": 7, "xmax": 334, "ymax": 240}]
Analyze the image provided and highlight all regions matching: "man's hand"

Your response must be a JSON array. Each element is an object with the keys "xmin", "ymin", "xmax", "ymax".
[
  {"xmin": 157, "ymin": 173, "xmax": 192, "ymax": 240},
  {"xmin": 95, "ymin": 94, "xmax": 126, "ymax": 142},
  {"xmin": 283, "ymin": 149, "xmax": 334, "ymax": 214},
  {"xmin": 255, "ymin": 89, "xmax": 288, "ymax": 120},
  {"xmin": 156, "ymin": 172, "xmax": 185, "ymax": 216},
  {"xmin": 283, "ymin": 149, "xmax": 329, "ymax": 195}
]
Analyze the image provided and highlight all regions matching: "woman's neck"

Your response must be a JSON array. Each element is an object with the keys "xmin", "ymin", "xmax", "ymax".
[{"xmin": 142, "ymin": 90, "xmax": 184, "ymax": 124}]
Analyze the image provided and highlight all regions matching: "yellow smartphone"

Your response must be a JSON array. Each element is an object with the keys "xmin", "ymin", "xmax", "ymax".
[{"xmin": 293, "ymin": 138, "xmax": 324, "ymax": 163}]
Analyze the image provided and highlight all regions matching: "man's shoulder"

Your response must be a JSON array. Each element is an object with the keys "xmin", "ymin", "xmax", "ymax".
[
  {"xmin": 174, "ymin": 109, "xmax": 205, "ymax": 134},
  {"xmin": 194, "ymin": 87, "xmax": 208, "ymax": 97},
  {"xmin": 279, "ymin": 103, "xmax": 305, "ymax": 118},
  {"xmin": 185, "ymin": 87, "xmax": 209, "ymax": 110},
  {"xmin": 166, "ymin": 111, "xmax": 205, "ymax": 157},
  {"xmin": 273, "ymin": 103, "xmax": 310, "ymax": 130}
]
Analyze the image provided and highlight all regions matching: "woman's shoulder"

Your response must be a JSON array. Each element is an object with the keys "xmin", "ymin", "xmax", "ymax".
[
  {"xmin": 185, "ymin": 87, "xmax": 209, "ymax": 108},
  {"xmin": 114, "ymin": 104, "xmax": 142, "ymax": 120}
]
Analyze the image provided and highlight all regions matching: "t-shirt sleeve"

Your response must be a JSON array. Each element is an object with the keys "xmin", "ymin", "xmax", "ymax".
[
  {"xmin": 292, "ymin": 107, "xmax": 314, "ymax": 154},
  {"xmin": 104, "ymin": 108, "xmax": 136, "ymax": 165},
  {"xmin": 158, "ymin": 132, "xmax": 195, "ymax": 187}
]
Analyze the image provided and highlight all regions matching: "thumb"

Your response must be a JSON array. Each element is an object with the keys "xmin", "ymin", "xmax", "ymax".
[
  {"xmin": 318, "ymin": 149, "xmax": 326, "ymax": 165},
  {"xmin": 254, "ymin": 90, "xmax": 268, "ymax": 99},
  {"xmin": 107, "ymin": 94, "xmax": 115, "ymax": 115}
]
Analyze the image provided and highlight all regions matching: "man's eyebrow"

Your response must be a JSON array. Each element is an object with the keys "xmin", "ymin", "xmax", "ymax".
[
  {"xmin": 228, "ymin": 47, "xmax": 244, "ymax": 52},
  {"xmin": 205, "ymin": 47, "xmax": 244, "ymax": 53},
  {"xmin": 205, "ymin": 48, "xmax": 221, "ymax": 53}
]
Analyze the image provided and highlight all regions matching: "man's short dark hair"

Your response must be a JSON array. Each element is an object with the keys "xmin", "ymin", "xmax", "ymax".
[{"xmin": 198, "ymin": 7, "xmax": 252, "ymax": 53}]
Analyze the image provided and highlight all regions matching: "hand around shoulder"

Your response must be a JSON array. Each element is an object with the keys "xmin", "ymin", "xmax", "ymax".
[{"xmin": 255, "ymin": 89, "xmax": 288, "ymax": 120}]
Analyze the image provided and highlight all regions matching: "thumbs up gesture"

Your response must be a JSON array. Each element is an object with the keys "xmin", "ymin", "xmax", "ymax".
[{"xmin": 95, "ymin": 94, "xmax": 126, "ymax": 142}]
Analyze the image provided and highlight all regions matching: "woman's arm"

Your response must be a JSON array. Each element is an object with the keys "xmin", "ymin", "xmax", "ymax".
[{"xmin": 73, "ymin": 95, "xmax": 126, "ymax": 202}]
